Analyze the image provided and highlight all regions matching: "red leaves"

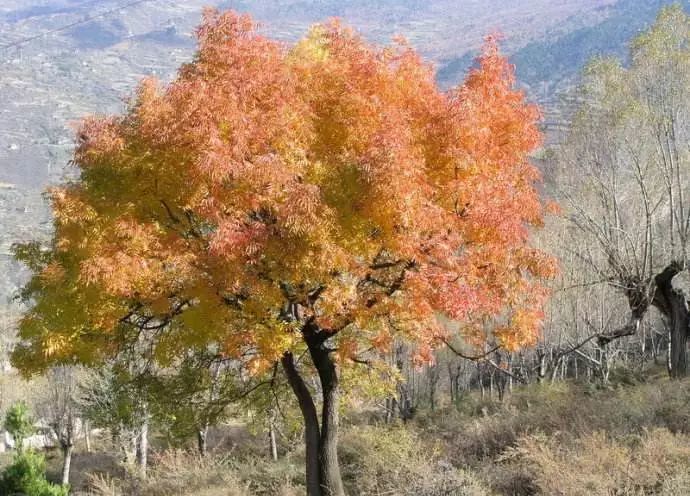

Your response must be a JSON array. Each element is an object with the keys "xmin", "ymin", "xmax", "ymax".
[{"xmin": 209, "ymin": 219, "xmax": 267, "ymax": 259}]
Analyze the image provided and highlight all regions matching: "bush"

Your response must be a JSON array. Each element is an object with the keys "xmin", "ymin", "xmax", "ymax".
[
  {"xmin": 88, "ymin": 449, "xmax": 302, "ymax": 496},
  {"xmin": 0, "ymin": 450, "xmax": 69, "ymax": 496},
  {"xmin": 513, "ymin": 428, "xmax": 690, "ymax": 496},
  {"xmin": 339, "ymin": 425, "xmax": 489, "ymax": 496},
  {"xmin": 4, "ymin": 401, "xmax": 34, "ymax": 452}
]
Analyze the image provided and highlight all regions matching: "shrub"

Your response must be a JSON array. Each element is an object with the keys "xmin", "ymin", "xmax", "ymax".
[
  {"xmin": 4, "ymin": 401, "xmax": 34, "ymax": 452},
  {"xmin": 91, "ymin": 449, "xmax": 302, "ymax": 496},
  {"xmin": 0, "ymin": 450, "xmax": 69, "ymax": 496},
  {"xmin": 513, "ymin": 428, "xmax": 690, "ymax": 496},
  {"xmin": 339, "ymin": 425, "xmax": 489, "ymax": 496}
]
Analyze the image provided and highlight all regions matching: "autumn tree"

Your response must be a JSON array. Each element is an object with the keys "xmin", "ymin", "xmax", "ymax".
[
  {"xmin": 13, "ymin": 10, "xmax": 554, "ymax": 495},
  {"xmin": 557, "ymin": 5, "xmax": 690, "ymax": 377}
]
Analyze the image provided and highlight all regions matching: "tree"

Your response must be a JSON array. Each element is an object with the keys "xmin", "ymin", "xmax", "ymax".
[
  {"xmin": 40, "ymin": 366, "xmax": 82, "ymax": 485},
  {"xmin": 556, "ymin": 5, "xmax": 690, "ymax": 377},
  {"xmin": 0, "ymin": 450, "xmax": 69, "ymax": 496},
  {"xmin": 13, "ymin": 10, "xmax": 555, "ymax": 495},
  {"xmin": 150, "ymin": 351, "xmax": 242, "ymax": 457},
  {"xmin": 79, "ymin": 362, "xmax": 149, "ymax": 476},
  {"xmin": 4, "ymin": 401, "xmax": 33, "ymax": 452}
]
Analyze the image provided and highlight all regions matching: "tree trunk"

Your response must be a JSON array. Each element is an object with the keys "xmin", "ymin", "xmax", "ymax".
[
  {"xmin": 197, "ymin": 425, "xmax": 208, "ymax": 457},
  {"xmin": 61, "ymin": 444, "xmax": 73, "ymax": 485},
  {"xmin": 137, "ymin": 414, "xmax": 148, "ymax": 479},
  {"xmin": 537, "ymin": 351, "xmax": 546, "ymax": 383},
  {"xmin": 281, "ymin": 352, "xmax": 322, "ymax": 496},
  {"xmin": 84, "ymin": 420, "xmax": 91, "ymax": 453},
  {"xmin": 307, "ymin": 332, "xmax": 345, "ymax": 496},
  {"xmin": 268, "ymin": 416, "xmax": 278, "ymax": 461},
  {"xmin": 652, "ymin": 264, "xmax": 689, "ymax": 378},
  {"xmin": 664, "ymin": 292, "xmax": 688, "ymax": 378}
]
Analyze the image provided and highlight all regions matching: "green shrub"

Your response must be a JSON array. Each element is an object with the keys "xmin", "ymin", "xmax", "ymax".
[
  {"xmin": 0, "ymin": 450, "xmax": 69, "ymax": 496},
  {"xmin": 4, "ymin": 401, "xmax": 34, "ymax": 452}
]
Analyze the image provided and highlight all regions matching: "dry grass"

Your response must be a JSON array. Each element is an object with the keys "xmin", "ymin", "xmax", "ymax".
[
  {"xmin": 60, "ymin": 372, "xmax": 690, "ymax": 496},
  {"xmin": 339, "ymin": 425, "xmax": 489, "ymax": 496},
  {"xmin": 512, "ymin": 428, "xmax": 690, "ymax": 495}
]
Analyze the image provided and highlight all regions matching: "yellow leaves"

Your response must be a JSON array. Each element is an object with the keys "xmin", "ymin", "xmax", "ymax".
[
  {"xmin": 43, "ymin": 334, "xmax": 71, "ymax": 358},
  {"xmin": 14, "ymin": 10, "xmax": 556, "ymax": 379},
  {"xmin": 39, "ymin": 262, "xmax": 66, "ymax": 286},
  {"xmin": 50, "ymin": 187, "xmax": 97, "ymax": 227},
  {"xmin": 255, "ymin": 321, "xmax": 300, "ymax": 362},
  {"xmin": 339, "ymin": 358, "xmax": 397, "ymax": 404},
  {"xmin": 495, "ymin": 307, "xmax": 544, "ymax": 351},
  {"xmin": 291, "ymin": 25, "xmax": 331, "ymax": 64}
]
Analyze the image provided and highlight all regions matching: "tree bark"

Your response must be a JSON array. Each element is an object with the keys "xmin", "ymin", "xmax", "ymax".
[
  {"xmin": 61, "ymin": 444, "xmax": 73, "ymax": 485},
  {"xmin": 197, "ymin": 426, "xmax": 208, "ymax": 457},
  {"xmin": 610, "ymin": 264, "xmax": 689, "ymax": 379},
  {"xmin": 84, "ymin": 420, "xmax": 91, "ymax": 453},
  {"xmin": 137, "ymin": 413, "xmax": 149, "ymax": 479},
  {"xmin": 281, "ymin": 352, "xmax": 322, "ymax": 496},
  {"xmin": 665, "ymin": 294, "xmax": 688, "ymax": 377},
  {"xmin": 307, "ymin": 332, "xmax": 345, "ymax": 496},
  {"xmin": 268, "ymin": 416, "xmax": 278, "ymax": 461},
  {"xmin": 653, "ymin": 264, "xmax": 689, "ymax": 378}
]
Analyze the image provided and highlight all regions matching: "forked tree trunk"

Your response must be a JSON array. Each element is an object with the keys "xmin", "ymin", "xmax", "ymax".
[
  {"xmin": 307, "ymin": 333, "xmax": 345, "ymax": 496},
  {"xmin": 281, "ymin": 324, "xmax": 346, "ymax": 496},
  {"xmin": 281, "ymin": 352, "xmax": 322, "ymax": 496},
  {"xmin": 612, "ymin": 264, "xmax": 689, "ymax": 379},
  {"xmin": 652, "ymin": 264, "xmax": 689, "ymax": 378}
]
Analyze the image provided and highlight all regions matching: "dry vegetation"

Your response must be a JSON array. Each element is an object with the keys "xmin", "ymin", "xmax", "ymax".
[{"xmin": 7, "ymin": 369, "xmax": 683, "ymax": 496}]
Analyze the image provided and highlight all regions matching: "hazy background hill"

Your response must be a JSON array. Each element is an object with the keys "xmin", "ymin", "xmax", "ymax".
[{"xmin": 0, "ymin": 0, "xmax": 688, "ymax": 339}]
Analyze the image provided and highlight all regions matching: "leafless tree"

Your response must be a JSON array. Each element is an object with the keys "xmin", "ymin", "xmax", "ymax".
[
  {"xmin": 555, "ymin": 6, "xmax": 690, "ymax": 377},
  {"xmin": 40, "ymin": 366, "xmax": 82, "ymax": 486}
]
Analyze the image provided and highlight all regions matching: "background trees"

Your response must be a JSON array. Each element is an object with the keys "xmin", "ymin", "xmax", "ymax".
[
  {"xmin": 555, "ymin": 4, "xmax": 690, "ymax": 377},
  {"xmin": 40, "ymin": 366, "xmax": 81, "ymax": 485}
]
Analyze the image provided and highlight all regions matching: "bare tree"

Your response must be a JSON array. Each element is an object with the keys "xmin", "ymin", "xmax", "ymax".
[
  {"xmin": 556, "ymin": 5, "xmax": 690, "ymax": 377},
  {"xmin": 41, "ymin": 366, "xmax": 82, "ymax": 486}
]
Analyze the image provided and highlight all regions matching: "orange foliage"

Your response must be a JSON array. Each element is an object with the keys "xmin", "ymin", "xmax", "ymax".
[{"xmin": 14, "ymin": 11, "xmax": 555, "ymax": 372}]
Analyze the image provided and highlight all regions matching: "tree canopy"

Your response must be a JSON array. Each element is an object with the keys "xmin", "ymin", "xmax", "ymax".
[{"xmin": 15, "ymin": 11, "xmax": 554, "ymax": 374}]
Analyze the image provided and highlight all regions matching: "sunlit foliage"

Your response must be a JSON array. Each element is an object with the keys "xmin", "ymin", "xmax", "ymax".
[{"xmin": 13, "ymin": 10, "xmax": 555, "ymax": 376}]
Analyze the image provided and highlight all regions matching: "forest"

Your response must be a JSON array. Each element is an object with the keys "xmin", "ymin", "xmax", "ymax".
[{"xmin": 3, "ymin": 3, "xmax": 690, "ymax": 496}]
